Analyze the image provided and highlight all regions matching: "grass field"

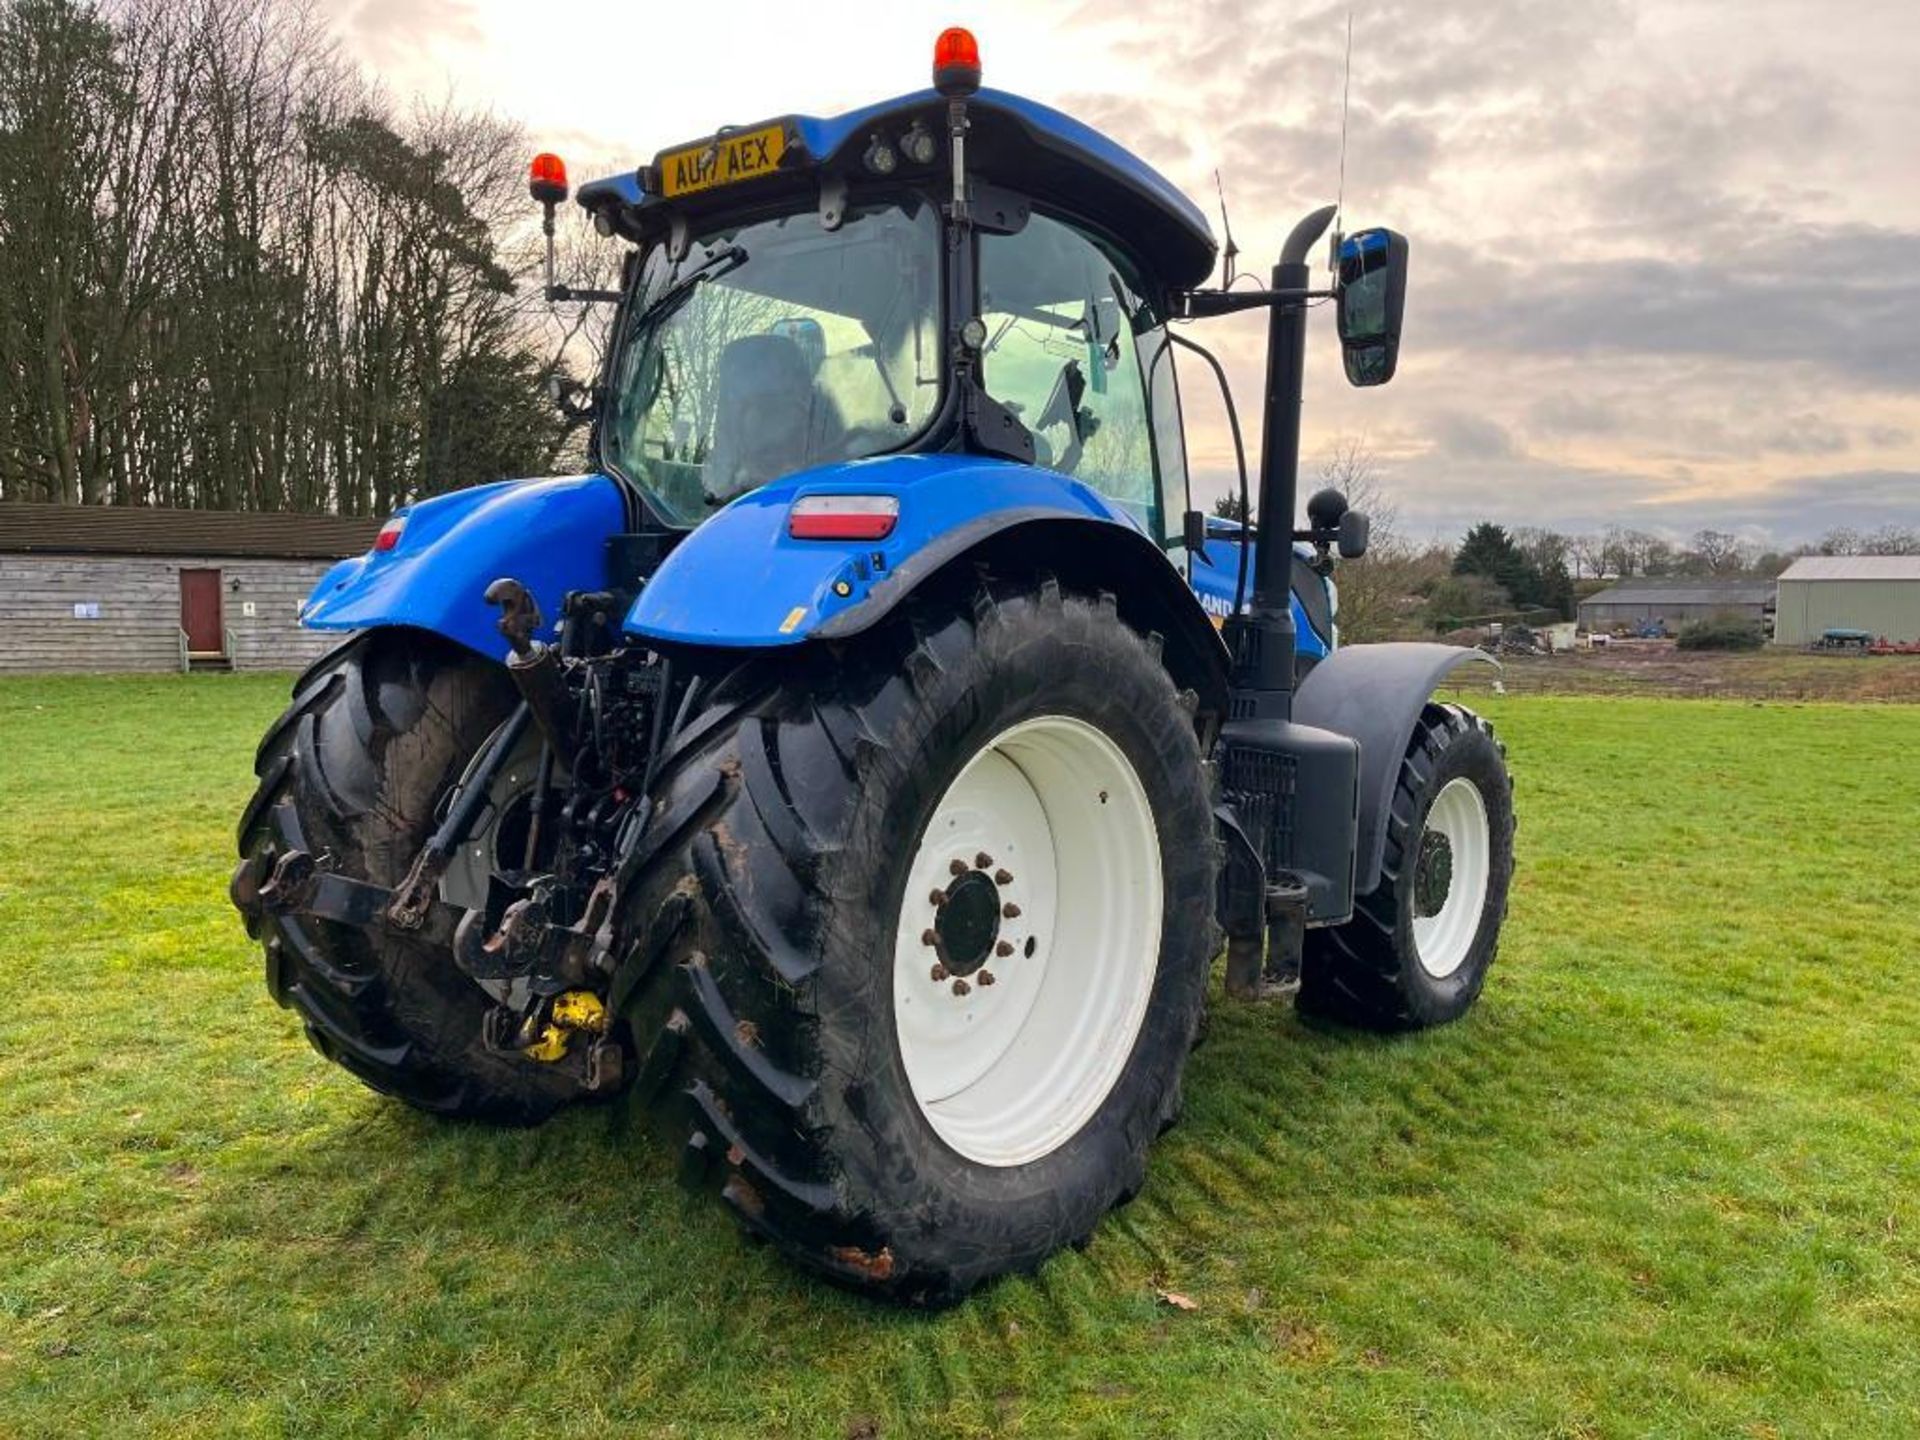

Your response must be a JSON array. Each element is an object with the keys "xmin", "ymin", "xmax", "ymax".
[{"xmin": 3, "ymin": 675, "xmax": 1918, "ymax": 1437}]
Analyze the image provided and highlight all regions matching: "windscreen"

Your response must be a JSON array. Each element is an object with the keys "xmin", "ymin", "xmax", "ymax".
[{"xmin": 604, "ymin": 198, "xmax": 942, "ymax": 525}]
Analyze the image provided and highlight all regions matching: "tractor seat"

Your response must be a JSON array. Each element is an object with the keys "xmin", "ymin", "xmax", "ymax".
[{"xmin": 704, "ymin": 334, "xmax": 839, "ymax": 503}]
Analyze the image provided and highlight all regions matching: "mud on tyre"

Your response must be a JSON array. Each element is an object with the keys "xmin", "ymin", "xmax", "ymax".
[
  {"xmin": 235, "ymin": 630, "xmax": 583, "ymax": 1125},
  {"xmin": 613, "ymin": 577, "xmax": 1219, "ymax": 1305}
]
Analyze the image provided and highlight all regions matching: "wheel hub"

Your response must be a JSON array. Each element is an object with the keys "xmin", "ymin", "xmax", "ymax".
[
  {"xmin": 1409, "ymin": 775, "xmax": 1493, "ymax": 979},
  {"xmin": 1413, "ymin": 829, "xmax": 1454, "ymax": 918},
  {"xmin": 933, "ymin": 867, "xmax": 1003, "ymax": 977},
  {"xmin": 892, "ymin": 714, "xmax": 1162, "ymax": 1168}
]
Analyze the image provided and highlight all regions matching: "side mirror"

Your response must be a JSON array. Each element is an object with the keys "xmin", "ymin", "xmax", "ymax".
[
  {"xmin": 1182, "ymin": 509, "xmax": 1208, "ymax": 555},
  {"xmin": 1337, "ymin": 509, "xmax": 1370, "ymax": 560},
  {"xmin": 1336, "ymin": 227, "xmax": 1409, "ymax": 387}
]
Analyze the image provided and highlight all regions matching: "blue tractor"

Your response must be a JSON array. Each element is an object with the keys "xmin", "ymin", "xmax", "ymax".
[{"xmin": 232, "ymin": 29, "xmax": 1513, "ymax": 1305}]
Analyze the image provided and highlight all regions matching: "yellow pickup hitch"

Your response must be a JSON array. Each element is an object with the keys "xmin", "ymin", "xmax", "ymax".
[
  {"xmin": 551, "ymin": 991, "xmax": 609, "ymax": 1034},
  {"xmin": 523, "ymin": 990, "xmax": 610, "ymax": 1063}
]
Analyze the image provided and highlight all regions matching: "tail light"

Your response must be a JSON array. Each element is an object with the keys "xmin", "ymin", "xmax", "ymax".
[
  {"xmin": 373, "ymin": 516, "xmax": 407, "ymax": 553},
  {"xmin": 788, "ymin": 495, "xmax": 899, "ymax": 541}
]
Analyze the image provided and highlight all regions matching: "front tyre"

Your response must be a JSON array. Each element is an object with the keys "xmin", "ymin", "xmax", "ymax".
[
  {"xmin": 1299, "ymin": 703, "xmax": 1514, "ymax": 1030},
  {"xmin": 618, "ymin": 580, "xmax": 1218, "ymax": 1305}
]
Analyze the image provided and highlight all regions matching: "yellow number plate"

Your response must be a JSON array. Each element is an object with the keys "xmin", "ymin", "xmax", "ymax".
[{"xmin": 657, "ymin": 124, "xmax": 788, "ymax": 198}]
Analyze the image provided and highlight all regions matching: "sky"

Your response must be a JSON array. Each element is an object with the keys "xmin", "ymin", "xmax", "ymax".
[{"xmin": 318, "ymin": 0, "xmax": 1920, "ymax": 546}]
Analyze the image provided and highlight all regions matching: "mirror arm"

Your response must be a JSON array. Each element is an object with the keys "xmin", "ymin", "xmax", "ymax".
[
  {"xmin": 1177, "ymin": 286, "xmax": 1335, "ymax": 319},
  {"xmin": 545, "ymin": 285, "xmax": 623, "ymax": 303}
]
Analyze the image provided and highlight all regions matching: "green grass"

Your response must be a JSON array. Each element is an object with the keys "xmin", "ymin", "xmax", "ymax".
[{"xmin": 2, "ymin": 676, "xmax": 1917, "ymax": 1437}]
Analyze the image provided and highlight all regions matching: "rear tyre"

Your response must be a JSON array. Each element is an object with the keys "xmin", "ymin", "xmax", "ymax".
[
  {"xmin": 1298, "ymin": 703, "xmax": 1513, "ymax": 1031},
  {"xmin": 234, "ymin": 630, "xmax": 582, "ymax": 1124},
  {"xmin": 616, "ymin": 579, "xmax": 1218, "ymax": 1305}
]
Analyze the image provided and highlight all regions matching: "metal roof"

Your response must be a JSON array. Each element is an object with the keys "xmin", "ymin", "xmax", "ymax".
[
  {"xmin": 579, "ymin": 87, "xmax": 1219, "ymax": 290},
  {"xmin": 0, "ymin": 503, "xmax": 380, "ymax": 560},
  {"xmin": 1776, "ymin": 556, "xmax": 1920, "ymax": 582},
  {"xmin": 1579, "ymin": 578, "xmax": 1775, "ymax": 607}
]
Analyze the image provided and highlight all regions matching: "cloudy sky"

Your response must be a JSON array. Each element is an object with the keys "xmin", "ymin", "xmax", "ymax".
[{"xmin": 320, "ymin": 0, "xmax": 1918, "ymax": 545}]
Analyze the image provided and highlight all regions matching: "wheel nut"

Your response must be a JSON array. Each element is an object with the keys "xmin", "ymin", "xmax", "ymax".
[
  {"xmin": 929, "ymin": 889, "xmax": 947, "ymax": 907},
  {"xmin": 921, "ymin": 928, "xmax": 938, "ymax": 947},
  {"xmin": 974, "ymin": 851, "xmax": 994, "ymax": 869},
  {"xmin": 995, "ymin": 940, "xmax": 1014, "ymax": 958},
  {"xmin": 978, "ymin": 970, "xmax": 996, "ymax": 986},
  {"xmin": 994, "ymin": 868, "xmax": 1013, "ymax": 886},
  {"xmin": 951, "ymin": 978, "xmax": 971, "ymax": 997},
  {"xmin": 930, "ymin": 963, "xmax": 949, "ymax": 982},
  {"xmin": 1002, "ymin": 902, "xmax": 1021, "ymax": 919},
  {"xmin": 949, "ymin": 858, "xmax": 970, "ymax": 877}
]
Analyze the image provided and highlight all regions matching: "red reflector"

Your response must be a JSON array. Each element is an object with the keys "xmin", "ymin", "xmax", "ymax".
[
  {"xmin": 528, "ymin": 152, "xmax": 568, "ymax": 204},
  {"xmin": 788, "ymin": 495, "xmax": 899, "ymax": 540},
  {"xmin": 374, "ymin": 517, "xmax": 406, "ymax": 553}
]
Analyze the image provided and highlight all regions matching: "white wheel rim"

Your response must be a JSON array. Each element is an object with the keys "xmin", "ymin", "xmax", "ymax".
[
  {"xmin": 892, "ymin": 715, "xmax": 1162, "ymax": 1168},
  {"xmin": 1410, "ymin": 776, "xmax": 1492, "ymax": 979}
]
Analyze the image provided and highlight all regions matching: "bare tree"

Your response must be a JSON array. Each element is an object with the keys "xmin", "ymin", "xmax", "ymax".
[
  {"xmin": 1512, "ymin": 525, "xmax": 1571, "ymax": 576},
  {"xmin": 0, "ymin": 0, "xmax": 569, "ymax": 512},
  {"xmin": 1569, "ymin": 531, "xmax": 1606, "ymax": 579},
  {"xmin": 1861, "ymin": 524, "xmax": 1920, "ymax": 556},
  {"xmin": 1815, "ymin": 527, "xmax": 1864, "ymax": 556},
  {"xmin": 1311, "ymin": 437, "xmax": 1448, "ymax": 642},
  {"xmin": 1686, "ymin": 528, "xmax": 1751, "ymax": 575}
]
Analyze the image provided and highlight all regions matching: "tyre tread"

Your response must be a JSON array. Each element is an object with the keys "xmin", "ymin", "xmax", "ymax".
[{"xmin": 236, "ymin": 632, "xmax": 577, "ymax": 1126}]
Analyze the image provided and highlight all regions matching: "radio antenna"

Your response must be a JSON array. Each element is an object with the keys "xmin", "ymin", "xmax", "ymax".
[
  {"xmin": 1214, "ymin": 169, "xmax": 1240, "ymax": 287},
  {"xmin": 1331, "ymin": 7, "xmax": 1353, "ymax": 271}
]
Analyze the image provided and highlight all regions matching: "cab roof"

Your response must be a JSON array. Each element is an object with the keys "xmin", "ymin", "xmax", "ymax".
[{"xmin": 577, "ymin": 87, "xmax": 1218, "ymax": 291}]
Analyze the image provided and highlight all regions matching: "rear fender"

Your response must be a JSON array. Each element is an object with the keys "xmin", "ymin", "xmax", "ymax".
[
  {"xmin": 623, "ymin": 453, "xmax": 1230, "ymax": 714},
  {"xmin": 301, "ymin": 475, "xmax": 627, "ymax": 659},
  {"xmin": 1293, "ymin": 642, "xmax": 1499, "ymax": 895}
]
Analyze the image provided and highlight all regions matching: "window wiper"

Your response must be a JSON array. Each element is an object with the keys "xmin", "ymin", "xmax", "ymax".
[{"xmin": 630, "ymin": 244, "xmax": 749, "ymax": 333}]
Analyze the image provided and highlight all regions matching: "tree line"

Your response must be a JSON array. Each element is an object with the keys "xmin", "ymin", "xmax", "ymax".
[
  {"xmin": 1215, "ymin": 446, "xmax": 1920, "ymax": 642},
  {"xmin": 0, "ymin": 0, "xmax": 574, "ymax": 515}
]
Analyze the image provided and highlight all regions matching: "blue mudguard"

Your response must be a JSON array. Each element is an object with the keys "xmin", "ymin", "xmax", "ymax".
[
  {"xmin": 1294, "ymin": 642, "xmax": 1499, "ymax": 895},
  {"xmin": 1188, "ymin": 526, "xmax": 1334, "ymax": 661},
  {"xmin": 301, "ymin": 475, "xmax": 627, "ymax": 659},
  {"xmin": 625, "ymin": 453, "xmax": 1175, "ymax": 647}
]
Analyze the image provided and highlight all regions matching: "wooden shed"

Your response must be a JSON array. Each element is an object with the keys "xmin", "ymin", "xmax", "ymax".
[{"xmin": 0, "ymin": 504, "xmax": 379, "ymax": 674}]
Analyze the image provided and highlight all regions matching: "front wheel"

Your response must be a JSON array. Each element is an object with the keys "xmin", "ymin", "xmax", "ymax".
[
  {"xmin": 1299, "ymin": 703, "xmax": 1514, "ymax": 1030},
  {"xmin": 616, "ymin": 579, "xmax": 1219, "ymax": 1305}
]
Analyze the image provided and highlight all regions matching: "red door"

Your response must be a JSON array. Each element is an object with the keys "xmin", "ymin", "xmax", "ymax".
[{"xmin": 180, "ymin": 568, "xmax": 224, "ymax": 653}]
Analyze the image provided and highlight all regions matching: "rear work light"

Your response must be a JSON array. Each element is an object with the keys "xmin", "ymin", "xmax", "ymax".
[
  {"xmin": 788, "ymin": 495, "xmax": 899, "ymax": 541},
  {"xmin": 373, "ymin": 516, "xmax": 406, "ymax": 552}
]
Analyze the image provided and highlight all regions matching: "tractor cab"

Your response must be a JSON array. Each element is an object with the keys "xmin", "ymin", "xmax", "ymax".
[{"xmin": 549, "ymin": 47, "xmax": 1218, "ymax": 561}]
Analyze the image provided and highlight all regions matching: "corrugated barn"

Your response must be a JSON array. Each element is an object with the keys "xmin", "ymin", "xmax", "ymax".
[
  {"xmin": 1576, "ymin": 578, "xmax": 1775, "ymax": 634},
  {"xmin": 1773, "ymin": 556, "xmax": 1920, "ymax": 646},
  {"xmin": 0, "ymin": 504, "xmax": 378, "ymax": 674}
]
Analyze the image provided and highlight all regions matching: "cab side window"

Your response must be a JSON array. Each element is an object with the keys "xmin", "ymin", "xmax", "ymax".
[{"xmin": 978, "ymin": 215, "xmax": 1162, "ymax": 538}]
